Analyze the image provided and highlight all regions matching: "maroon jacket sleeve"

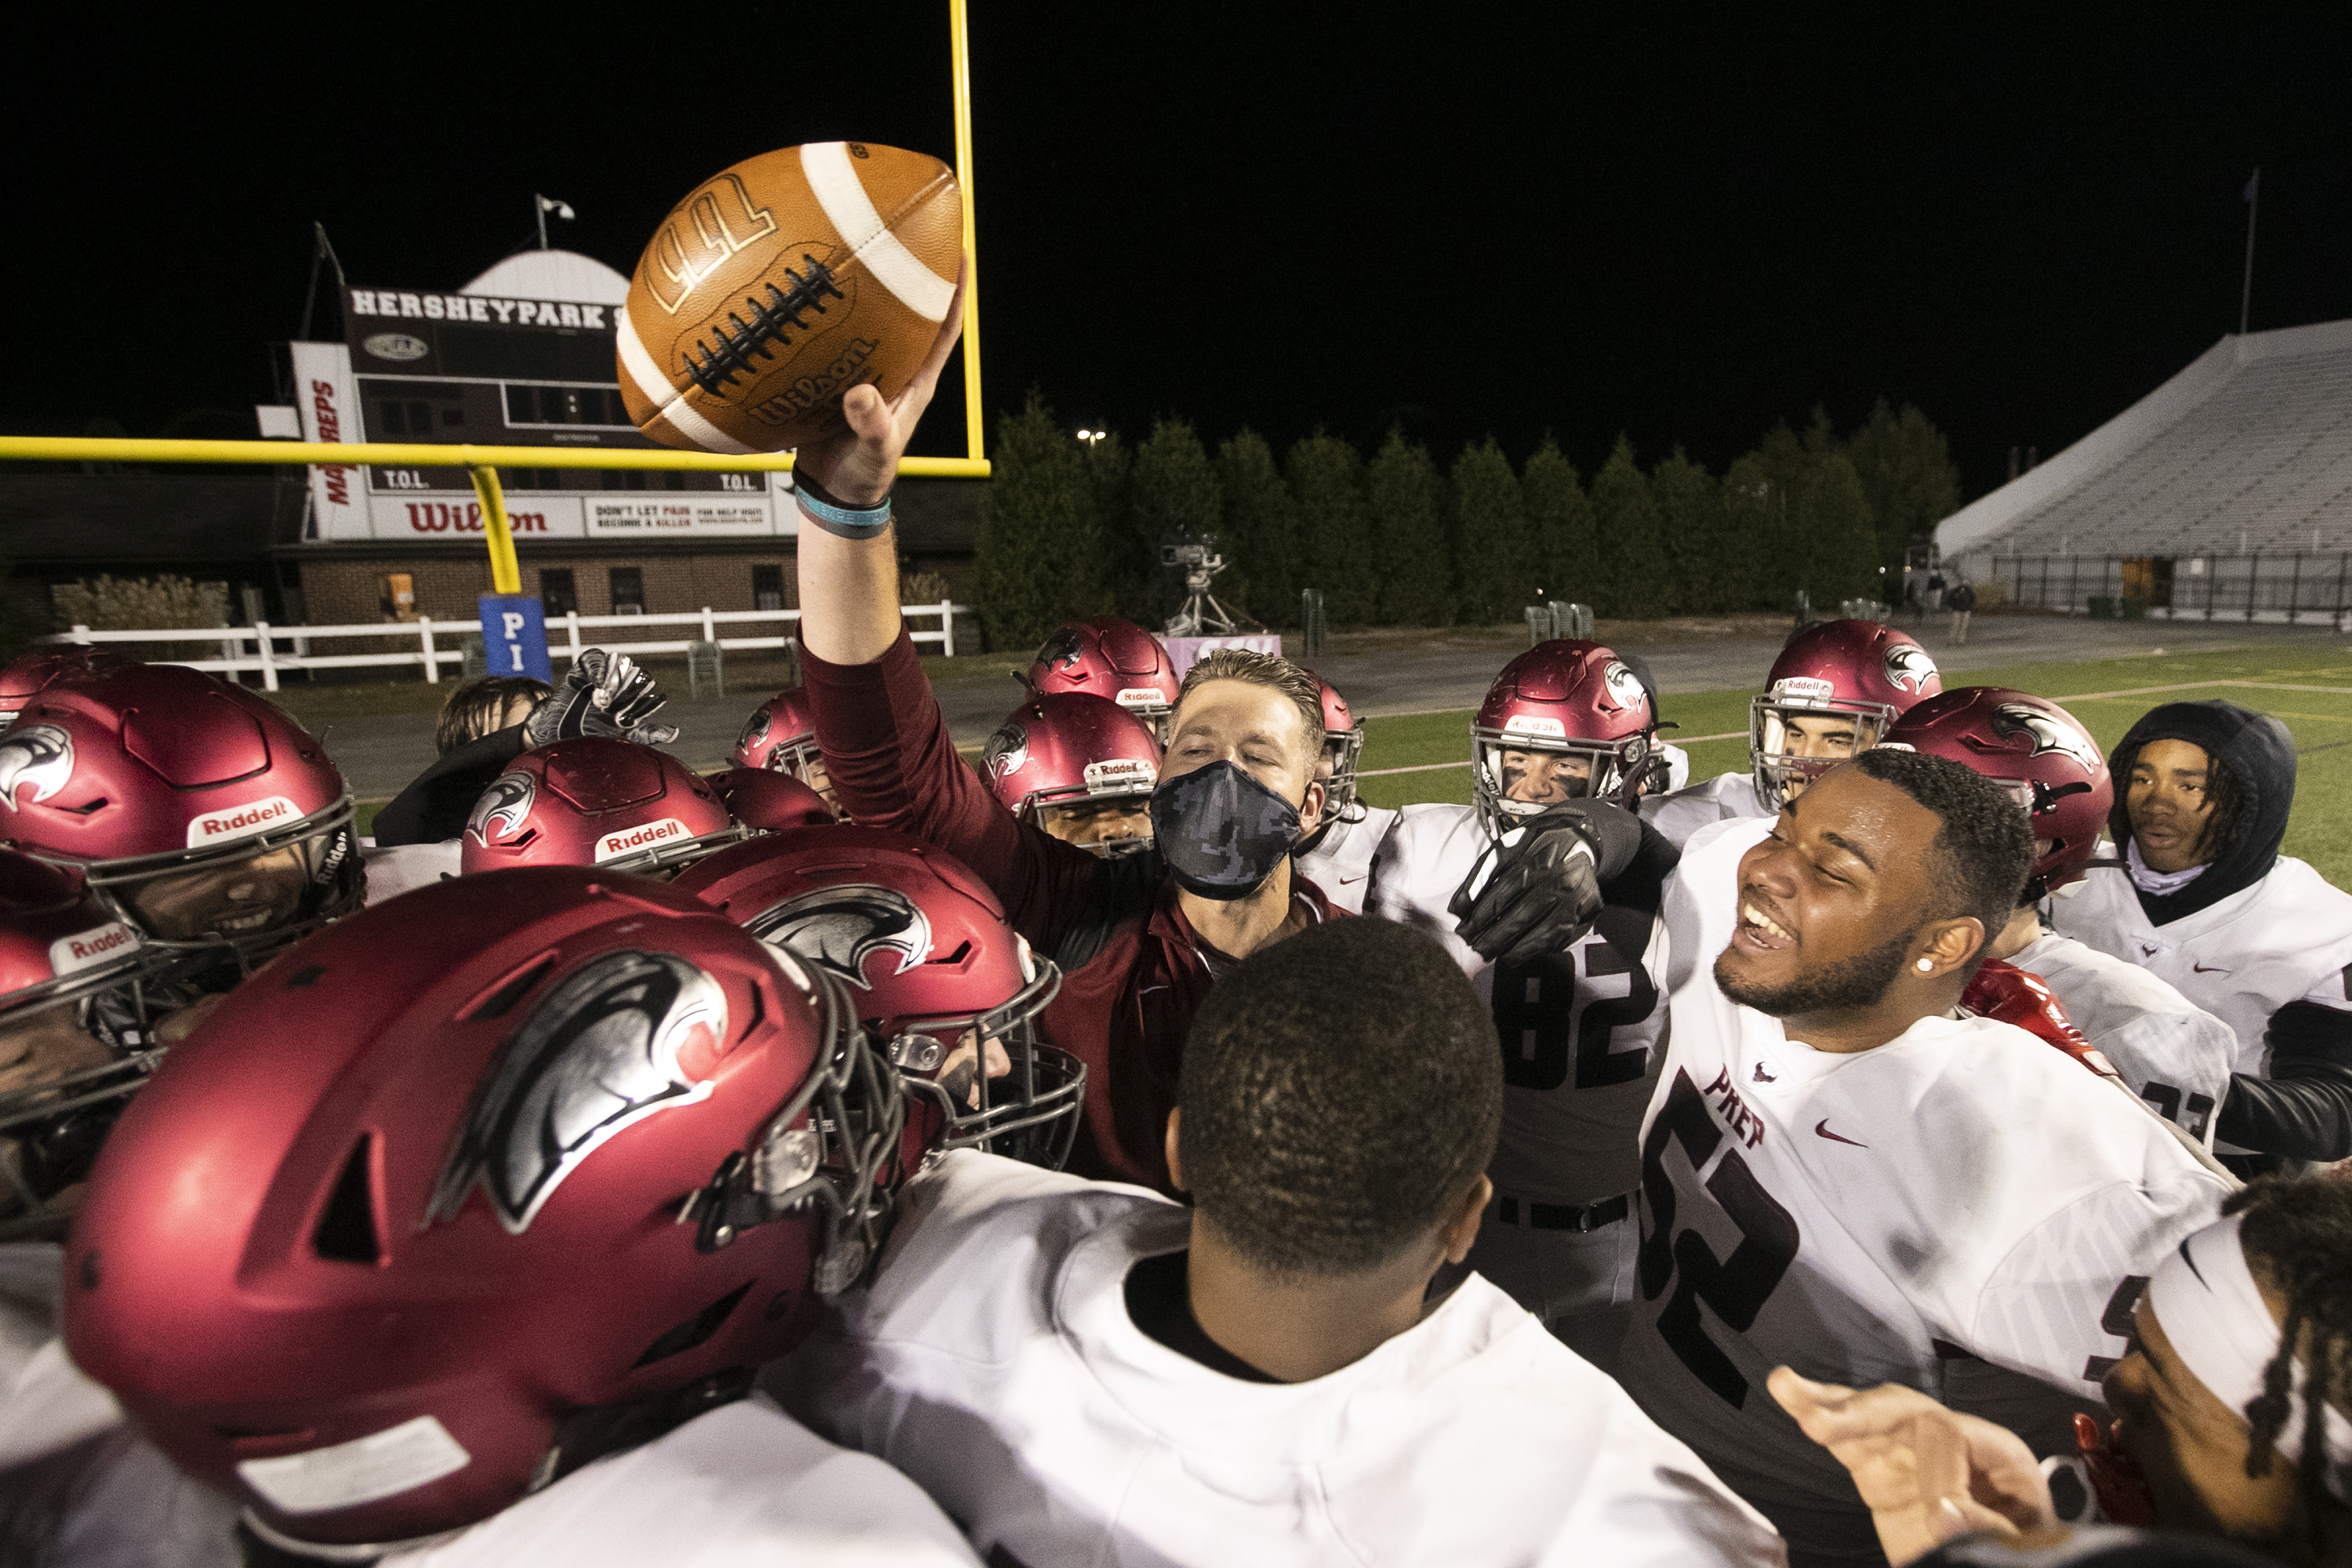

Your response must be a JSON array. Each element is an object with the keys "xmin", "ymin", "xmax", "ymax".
[{"xmin": 798, "ymin": 628, "xmax": 1105, "ymax": 952}]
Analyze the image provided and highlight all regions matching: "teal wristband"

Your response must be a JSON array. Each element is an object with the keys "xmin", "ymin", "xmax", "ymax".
[{"xmin": 794, "ymin": 487, "xmax": 893, "ymax": 540}]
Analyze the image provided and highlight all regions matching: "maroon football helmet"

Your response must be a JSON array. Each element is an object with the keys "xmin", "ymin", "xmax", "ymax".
[
  {"xmin": 981, "ymin": 692, "xmax": 1160, "ymax": 859},
  {"xmin": 1751, "ymin": 620, "xmax": 1942, "ymax": 810},
  {"xmin": 64, "ymin": 867, "xmax": 903, "ymax": 1555},
  {"xmin": 1313, "ymin": 675, "xmax": 1367, "ymax": 820},
  {"xmin": 0, "ymin": 644, "xmax": 128, "ymax": 719},
  {"xmin": 1883, "ymin": 687, "xmax": 2112, "ymax": 901},
  {"xmin": 463, "ymin": 739, "xmax": 747, "ymax": 877},
  {"xmin": 1472, "ymin": 641, "xmax": 1658, "ymax": 834},
  {"xmin": 707, "ymin": 765, "xmax": 834, "ymax": 834},
  {"xmin": 1025, "ymin": 617, "xmax": 1180, "ymax": 731},
  {"xmin": 674, "ymin": 827, "xmax": 1083, "ymax": 1171},
  {"xmin": 731, "ymin": 685, "xmax": 832, "ymax": 800},
  {"xmin": 0, "ymin": 664, "xmax": 361, "ymax": 967},
  {"xmin": 0, "ymin": 850, "xmax": 159, "ymax": 1238}
]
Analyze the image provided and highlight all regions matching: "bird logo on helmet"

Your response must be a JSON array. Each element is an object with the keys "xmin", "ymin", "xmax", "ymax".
[
  {"xmin": 982, "ymin": 720, "xmax": 1029, "ymax": 782},
  {"xmin": 0, "ymin": 726, "xmax": 74, "ymax": 811},
  {"xmin": 1884, "ymin": 642, "xmax": 1941, "ymax": 695},
  {"xmin": 736, "ymin": 705, "xmax": 771, "ymax": 757},
  {"xmin": 1602, "ymin": 660, "xmax": 1650, "ymax": 715},
  {"xmin": 425, "ymin": 951, "xmax": 728, "ymax": 1234},
  {"xmin": 1994, "ymin": 703, "xmax": 2102, "ymax": 771},
  {"xmin": 466, "ymin": 771, "xmax": 538, "ymax": 848},
  {"xmin": 746, "ymin": 886, "xmax": 932, "ymax": 991},
  {"xmin": 1034, "ymin": 626, "xmax": 1085, "ymax": 673}
]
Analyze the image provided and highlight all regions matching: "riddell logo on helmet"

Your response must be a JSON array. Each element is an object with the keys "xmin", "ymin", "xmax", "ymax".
[
  {"xmin": 1115, "ymin": 689, "xmax": 1164, "ymax": 710},
  {"xmin": 49, "ymin": 922, "xmax": 138, "ymax": 976},
  {"xmin": 1083, "ymin": 758, "xmax": 1155, "ymax": 793},
  {"xmin": 1502, "ymin": 715, "xmax": 1568, "ymax": 739},
  {"xmin": 595, "ymin": 818, "xmax": 690, "ymax": 861},
  {"xmin": 186, "ymin": 797, "xmax": 299, "ymax": 848},
  {"xmin": 1773, "ymin": 677, "xmax": 1836, "ymax": 704}
]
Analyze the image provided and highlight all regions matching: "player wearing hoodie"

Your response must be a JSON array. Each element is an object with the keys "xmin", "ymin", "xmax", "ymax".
[{"xmin": 2051, "ymin": 700, "xmax": 2352, "ymax": 1177}]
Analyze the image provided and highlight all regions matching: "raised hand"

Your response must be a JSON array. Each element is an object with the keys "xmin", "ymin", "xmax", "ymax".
[
  {"xmin": 790, "ymin": 258, "xmax": 970, "ymax": 508},
  {"xmin": 526, "ymin": 650, "xmax": 681, "ymax": 748}
]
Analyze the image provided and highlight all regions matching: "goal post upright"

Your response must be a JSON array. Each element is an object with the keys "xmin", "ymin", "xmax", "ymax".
[{"xmin": 950, "ymin": 0, "xmax": 984, "ymax": 464}]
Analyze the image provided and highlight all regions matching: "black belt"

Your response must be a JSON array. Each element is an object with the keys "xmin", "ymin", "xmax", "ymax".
[{"xmin": 1496, "ymin": 1192, "xmax": 1629, "ymax": 1232}]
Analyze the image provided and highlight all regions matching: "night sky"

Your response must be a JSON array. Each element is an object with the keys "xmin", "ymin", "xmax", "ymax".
[{"xmin": 8, "ymin": 5, "xmax": 2348, "ymax": 499}]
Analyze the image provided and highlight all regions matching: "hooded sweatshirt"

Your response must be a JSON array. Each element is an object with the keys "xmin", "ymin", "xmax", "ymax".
[{"xmin": 2053, "ymin": 701, "xmax": 2352, "ymax": 1171}]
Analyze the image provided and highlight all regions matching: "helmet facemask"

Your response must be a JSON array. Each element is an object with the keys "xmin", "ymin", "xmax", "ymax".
[
  {"xmin": 1748, "ymin": 698, "xmax": 1896, "ymax": 811},
  {"xmin": 881, "ymin": 946, "xmax": 1082, "ymax": 1170},
  {"xmin": 68, "ymin": 798, "xmax": 363, "ymax": 972},
  {"xmin": 593, "ymin": 822, "xmax": 758, "ymax": 879},
  {"xmin": 679, "ymin": 953, "xmax": 908, "ymax": 1298},
  {"xmin": 0, "ymin": 976, "xmax": 162, "ymax": 1241},
  {"xmin": 1471, "ymin": 728, "xmax": 1650, "ymax": 839},
  {"xmin": 1319, "ymin": 725, "xmax": 1367, "ymax": 825}
]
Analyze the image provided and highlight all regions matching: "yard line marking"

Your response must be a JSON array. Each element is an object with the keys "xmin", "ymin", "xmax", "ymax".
[{"xmin": 1358, "ymin": 760, "xmax": 1472, "ymax": 777}]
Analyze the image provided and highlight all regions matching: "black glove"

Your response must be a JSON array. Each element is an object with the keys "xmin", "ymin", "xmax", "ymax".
[
  {"xmin": 525, "ymin": 649, "xmax": 680, "ymax": 747},
  {"xmin": 1450, "ymin": 803, "xmax": 1613, "ymax": 967}
]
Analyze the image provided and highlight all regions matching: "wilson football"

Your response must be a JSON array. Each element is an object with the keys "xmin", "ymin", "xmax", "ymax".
[{"xmin": 617, "ymin": 143, "xmax": 962, "ymax": 453}]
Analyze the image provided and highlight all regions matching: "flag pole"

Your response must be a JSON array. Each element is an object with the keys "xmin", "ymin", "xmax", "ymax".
[{"xmin": 2239, "ymin": 167, "xmax": 2259, "ymax": 336}]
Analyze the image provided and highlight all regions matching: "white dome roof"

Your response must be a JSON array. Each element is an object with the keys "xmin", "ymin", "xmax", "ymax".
[{"xmin": 460, "ymin": 249, "xmax": 630, "ymax": 305}]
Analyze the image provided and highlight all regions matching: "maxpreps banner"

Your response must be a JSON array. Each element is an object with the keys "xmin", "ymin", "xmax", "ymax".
[
  {"xmin": 299, "ymin": 286, "xmax": 793, "ymax": 543},
  {"xmin": 289, "ymin": 341, "xmax": 365, "ymax": 539}
]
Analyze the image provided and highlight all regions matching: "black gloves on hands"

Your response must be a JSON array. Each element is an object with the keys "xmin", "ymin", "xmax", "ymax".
[
  {"xmin": 1449, "ymin": 800, "xmax": 1642, "ymax": 967},
  {"xmin": 524, "ymin": 649, "xmax": 680, "ymax": 748}
]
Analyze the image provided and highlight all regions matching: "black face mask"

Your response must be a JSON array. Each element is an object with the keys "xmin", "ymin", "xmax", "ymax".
[{"xmin": 1149, "ymin": 760, "xmax": 1302, "ymax": 902}]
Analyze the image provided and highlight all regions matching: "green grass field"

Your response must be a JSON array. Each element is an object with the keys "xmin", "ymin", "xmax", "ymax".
[{"xmin": 1356, "ymin": 644, "xmax": 2352, "ymax": 890}]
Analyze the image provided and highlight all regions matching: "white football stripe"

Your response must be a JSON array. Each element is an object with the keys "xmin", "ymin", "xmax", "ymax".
[
  {"xmin": 615, "ymin": 305, "xmax": 756, "ymax": 456},
  {"xmin": 800, "ymin": 142, "xmax": 956, "ymax": 323}
]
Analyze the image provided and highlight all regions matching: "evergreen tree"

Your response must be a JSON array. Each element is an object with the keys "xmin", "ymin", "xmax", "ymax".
[
  {"xmin": 1588, "ymin": 437, "xmax": 1673, "ymax": 620},
  {"xmin": 1845, "ymin": 397, "xmax": 1962, "ymax": 575},
  {"xmin": 1449, "ymin": 438, "xmax": 1533, "ymax": 626},
  {"xmin": 1080, "ymin": 430, "xmax": 1142, "ymax": 622},
  {"xmin": 1213, "ymin": 428, "xmax": 1291, "ymax": 626},
  {"xmin": 1794, "ymin": 452, "xmax": 1882, "ymax": 608},
  {"xmin": 1742, "ymin": 422, "xmax": 1813, "ymax": 608},
  {"xmin": 1287, "ymin": 434, "xmax": 1377, "ymax": 626},
  {"xmin": 1365, "ymin": 430, "xmax": 1450, "ymax": 626},
  {"xmin": 972, "ymin": 394, "xmax": 1103, "ymax": 651},
  {"xmin": 1720, "ymin": 454, "xmax": 1779, "ymax": 612},
  {"xmin": 1649, "ymin": 447, "xmax": 1720, "ymax": 615},
  {"xmin": 1523, "ymin": 438, "xmax": 1599, "ymax": 608},
  {"xmin": 1125, "ymin": 419, "xmax": 1221, "ymax": 628}
]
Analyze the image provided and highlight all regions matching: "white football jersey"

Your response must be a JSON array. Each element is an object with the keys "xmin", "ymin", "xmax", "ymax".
[
  {"xmin": 1294, "ymin": 804, "xmax": 1397, "ymax": 916},
  {"xmin": 2007, "ymin": 931, "xmax": 2237, "ymax": 1148},
  {"xmin": 1661, "ymin": 815, "xmax": 1774, "ymax": 997},
  {"xmin": 1369, "ymin": 802, "xmax": 1671, "ymax": 1207},
  {"xmin": 387, "ymin": 1396, "xmax": 981, "ymax": 1568},
  {"xmin": 362, "ymin": 838, "xmax": 463, "ymax": 903},
  {"xmin": 773, "ymin": 1150, "xmax": 1785, "ymax": 1568},
  {"xmin": 2049, "ymin": 858, "xmax": 2352, "ymax": 1079},
  {"xmin": 1619, "ymin": 980, "xmax": 2229, "ymax": 1556},
  {"xmin": 1658, "ymin": 741, "xmax": 1693, "ymax": 793},
  {"xmin": 1643, "ymin": 768, "xmax": 1768, "ymax": 849}
]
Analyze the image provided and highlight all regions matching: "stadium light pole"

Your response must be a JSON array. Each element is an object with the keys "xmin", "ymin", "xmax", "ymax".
[
  {"xmin": 2239, "ymin": 167, "xmax": 2260, "ymax": 336},
  {"xmin": 950, "ymin": 0, "xmax": 984, "ymax": 464}
]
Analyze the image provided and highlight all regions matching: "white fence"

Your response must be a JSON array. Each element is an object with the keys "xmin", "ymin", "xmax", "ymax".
[{"xmin": 43, "ymin": 602, "xmax": 971, "ymax": 692}]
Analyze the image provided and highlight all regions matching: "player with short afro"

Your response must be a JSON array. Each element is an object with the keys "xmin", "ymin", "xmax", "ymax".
[{"xmin": 774, "ymin": 916, "xmax": 1783, "ymax": 1567}]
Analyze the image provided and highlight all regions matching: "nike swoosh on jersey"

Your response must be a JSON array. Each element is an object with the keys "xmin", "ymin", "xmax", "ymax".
[
  {"xmin": 1813, "ymin": 1120, "xmax": 1868, "ymax": 1148},
  {"xmin": 2192, "ymin": 963, "xmax": 2229, "ymax": 974},
  {"xmin": 2140, "ymin": 945, "xmax": 2160, "ymax": 957},
  {"xmin": 1338, "ymin": 874, "xmax": 1368, "ymax": 885}
]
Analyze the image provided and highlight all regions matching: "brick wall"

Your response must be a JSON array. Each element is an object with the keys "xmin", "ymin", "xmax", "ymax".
[{"xmin": 295, "ymin": 550, "xmax": 800, "ymax": 628}]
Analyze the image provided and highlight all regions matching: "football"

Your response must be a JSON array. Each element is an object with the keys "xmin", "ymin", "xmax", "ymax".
[{"xmin": 617, "ymin": 143, "xmax": 963, "ymax": 454}]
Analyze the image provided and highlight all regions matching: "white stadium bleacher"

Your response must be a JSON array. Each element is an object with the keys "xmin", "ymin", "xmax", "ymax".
[{"xmin": 1937, "ymin": 318, "xmax": 2352, "ymax": 624}]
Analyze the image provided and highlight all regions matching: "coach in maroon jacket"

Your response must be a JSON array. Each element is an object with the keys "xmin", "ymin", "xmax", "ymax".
[{"xmin": 788, "ymin": 278, "xmax": 1617, "ymax": 1192}]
